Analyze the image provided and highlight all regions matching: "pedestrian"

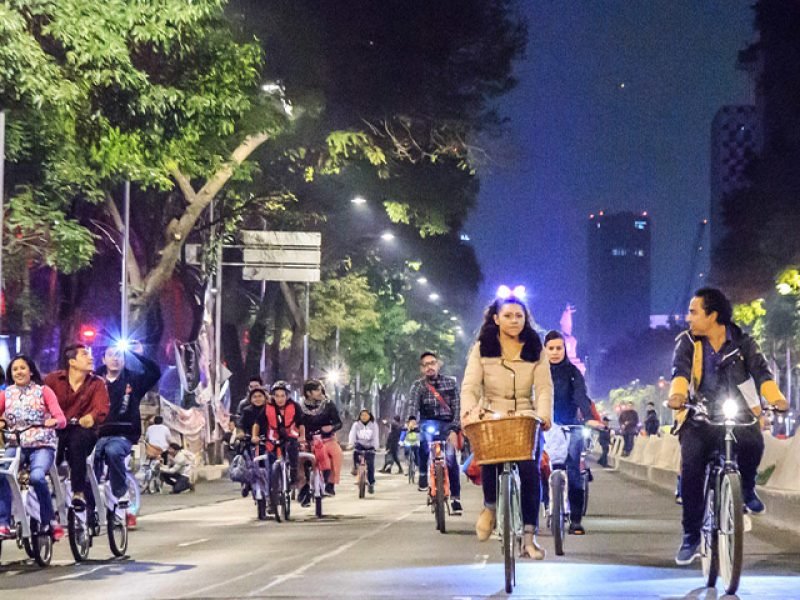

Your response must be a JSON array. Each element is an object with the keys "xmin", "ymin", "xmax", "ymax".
[
  {"xmin": 381, "ymin": 415, "xmax": 404, "ymax": 474},
  {"xmin": 160, "ymin": 442, "xmax": 195, "ymax": 494},
  {"xmin": 644, "ymin": 401, "xmax": 660, "ymax": 436},
  {"xmin": 618, "ymin": 401, "xmax": 639, "ymax": 456},
  {"xmin": 597, "ymin": 416, "xmax": 612, "ymax": 467},
  {"xmin": 44, "ymin": 344, "xmax": 110, "ymax": 508}
]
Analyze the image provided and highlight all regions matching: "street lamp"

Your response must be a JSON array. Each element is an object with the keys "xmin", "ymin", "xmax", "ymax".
[
  {"xmin": 351, "ymin": 196, "xmax": 367, "ymax": 206},
  {"xmin": 380, "ymin": 231, "xmax": 395, "ymax": 242},
  {"xmin": 428, "ymin": 293, "xmax": 440, "ymax": 302},
  {"xmin": 417, "ymin": 277, "xmax": 428, "ymax": 285}
]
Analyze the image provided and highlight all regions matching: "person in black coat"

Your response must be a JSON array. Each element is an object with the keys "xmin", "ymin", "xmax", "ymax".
[
  {"xmin": 381, "ymin": 415, "xmax": 404, "ymax": 474},
  {"xmin": 95, "ymin": 342, "xmax": 161, "ymax": 502}
]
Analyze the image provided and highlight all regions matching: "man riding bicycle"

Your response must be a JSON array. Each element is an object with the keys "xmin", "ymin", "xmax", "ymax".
[
  {"xmin": 44, "ymin": 344, "xmax": 110, "ymax": 509},
  {"xmin": 408, "ymin": 351, "xmax": 462, "ymax": 514},
  {"xmin": 668, "ymin": 287, "xmax": 787, "ymax": 565}
]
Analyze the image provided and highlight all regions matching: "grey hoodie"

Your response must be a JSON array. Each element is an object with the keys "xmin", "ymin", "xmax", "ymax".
[{"xmin": 348, "ymin": 420, "xmax": 380, "ymax": 449}]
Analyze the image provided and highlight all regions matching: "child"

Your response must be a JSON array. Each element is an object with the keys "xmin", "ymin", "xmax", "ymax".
[
  {"xmin": 348, "ymin": 409, "xmax": 380, "ymax": 493},
  {"xmin": 400, "ymin": 415, "xmax": 421, "ymax": 477}
]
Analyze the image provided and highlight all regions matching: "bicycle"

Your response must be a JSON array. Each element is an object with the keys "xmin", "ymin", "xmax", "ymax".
[
  {"xmin": 64, "ymin": 445, "xmax": 129, "ymax": 561},
  {"xmin": 0, "ymin": 422, "xmax": 66, "ymax": 567},
  {"xmin": 464, "ymin": 413, "xmax": 543, "ymax": 594},
  {"xmin": 250, "ymin": 436, "xmax": 271, "ymax": 521},
  {"xmin": 404, "ymin": 442, "xmax": 418, "ymax": 485},
  {"xmin": 269, "ymin": 438, "xmax": 293, "ymax": 522},
  {"xmin": 354, "ymin": 446, "xmax": 376, "ymax": 499},
  {"xmin": 546, "ymin": 423, "xmax": 584, "ymax": 556},
  {"xmin": 423, "ymin": 424, "xmax": 450, "ymax": 534},
  {"xmin": 693, "ymin": 399, "xmax": 765, "ymax": 595},
  {"xmin": 580, "ymin": 426, "xmax": 593, "ymax": 517},
  {"xmin": 299, "ymin": 432, "xmax": 327, "ymax": 518}
]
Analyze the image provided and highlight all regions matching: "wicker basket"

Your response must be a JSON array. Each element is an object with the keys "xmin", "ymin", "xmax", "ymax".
[{"xmin": 464, "ymin": 415, "xmax": 539, "ymax": 465}]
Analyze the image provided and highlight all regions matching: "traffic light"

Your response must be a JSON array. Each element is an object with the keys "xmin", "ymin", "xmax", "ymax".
[{"xmin": 79, "ymin": 325, "xmax": 97, "ymax": 344}]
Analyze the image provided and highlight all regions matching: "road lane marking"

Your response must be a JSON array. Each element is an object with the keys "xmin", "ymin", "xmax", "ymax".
[
  {"xmin": 471, "ymin": 554, "xmax": 489, "ymax": 569},
  {"xmin": 51, "ymin": 565, "xmax": 112, "ymax": 581},
  {"xmin": 177, "ymin": 538, "xmax": 209, "ymax": 547},
  {"xmin": 247, "ymin": 506, "xmax": 421, "ymax": 595}
]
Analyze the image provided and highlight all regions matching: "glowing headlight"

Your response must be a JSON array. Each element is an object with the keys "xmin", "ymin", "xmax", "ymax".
[
  {"xmin": 722, "ymin": 398, "xmax": 738, "ymax": 420},
  {"xmin": 425, "ymin": 425, "xmax": 437, "ymax": 434},
  {"xmin": 582, "ymin": 427, "xmax": 591, "ymax": 439}
]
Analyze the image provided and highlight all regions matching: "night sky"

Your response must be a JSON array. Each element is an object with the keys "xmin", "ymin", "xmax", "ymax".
[{"xmin": 466, "ymin": 1, "xmax": 755, "ymax": 337}]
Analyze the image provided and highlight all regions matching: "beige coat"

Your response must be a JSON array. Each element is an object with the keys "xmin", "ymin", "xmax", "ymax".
[{"xmin": 460, "ymin": 342, "xmax": 553, "ymax": 425}]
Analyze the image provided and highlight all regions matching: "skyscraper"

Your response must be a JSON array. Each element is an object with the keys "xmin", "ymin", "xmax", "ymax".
[
  {"xmin": 586, "ymin": 211, "xmax": 652, "ymax": 372},
  {"xmin": 710, "ymin": 105, "xmax": 761, "ymax": 255}
]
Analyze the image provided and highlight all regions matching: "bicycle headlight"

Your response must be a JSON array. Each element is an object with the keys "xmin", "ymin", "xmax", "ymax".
[
  {"xmin": 722, "ymin": 398, "xmax": 738, "ymax": 420},
  {"xmin": 425, "ymin": 425, "xmax": 437, "ymax": 434}
]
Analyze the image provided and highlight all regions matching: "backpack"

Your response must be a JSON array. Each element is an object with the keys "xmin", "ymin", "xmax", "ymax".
[{"xmin": 229, "ymin": 451, "xmax": 254, "ymax": 484}]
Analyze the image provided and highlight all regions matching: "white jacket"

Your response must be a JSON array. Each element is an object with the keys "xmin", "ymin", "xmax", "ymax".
[{"xmin": 348, "ymin": 420, "xmax": 380, "ymax": 449}]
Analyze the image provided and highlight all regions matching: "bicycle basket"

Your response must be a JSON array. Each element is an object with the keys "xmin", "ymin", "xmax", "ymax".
[{"xmin": 464, "ymin": 415, "xmax": 538, "ymax": 465}]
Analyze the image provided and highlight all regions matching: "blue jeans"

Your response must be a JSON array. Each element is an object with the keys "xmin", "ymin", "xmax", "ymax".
[
  {"xmin": 419, "ymin": 420, "xmax": 461, "ymax": 499},
  {"xmin": 0, "ymin": 447, "xmax": 56, "ymax": 526},
  {"xmin": 94, "ymin": 436, "xmax": 133, "ymax": 499}
]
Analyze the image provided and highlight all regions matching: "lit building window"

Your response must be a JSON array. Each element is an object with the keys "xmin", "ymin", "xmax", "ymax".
[
  {"xmin": 612, "ymin": 248, "xmax": 628, "ymax": 257},
  {"xmin": 634, "ymin": 220, "xmax": 647, "ymax": 230},
  {"xmin": 635, "ymin": 249, "xmax": 645, "ymax": 257}
]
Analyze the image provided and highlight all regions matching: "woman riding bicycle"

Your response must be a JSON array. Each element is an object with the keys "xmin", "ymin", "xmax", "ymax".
[
  {"xmin": 0, "ymin": 355, "xmax": 67, "ymax": 539},
  {"xmin": 461, "ymin": 287, "xmax": 553, "ymax": 560},
  {"xmin": 543, "ymin": 330, "xmax": 601, "ymax": 535},
  {"xmin": 348, "ymin": 409, "xmax": 379, "ymax": 494}
]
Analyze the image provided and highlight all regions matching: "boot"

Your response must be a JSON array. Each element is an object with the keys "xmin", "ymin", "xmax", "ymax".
[
  {"xmin": 475, "ymin": 507, "xmax": 496, "ymax": 541},
  {"xmin": 521, "ymin": 527, "xmax": 545, "ymax": 560}
]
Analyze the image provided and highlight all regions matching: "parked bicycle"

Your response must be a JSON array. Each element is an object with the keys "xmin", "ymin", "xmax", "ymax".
[{"xmin": 0, "ymin": 422, "xmax": 66, "ymax": 567}]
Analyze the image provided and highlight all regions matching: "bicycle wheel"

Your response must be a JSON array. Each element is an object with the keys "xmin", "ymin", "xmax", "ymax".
[
  {"xmin": 315, "ymin": 495, "xmax": 323, "ymax": 518},
  {"xmin": 500, "ymin": 471, "xmax": 515, "ymax": 594},
  {"xmin": 68, "ymin": 508, "xmax": 91, "ymax": 562},
  {"xmin": 550, "ymin": 471, "xmax": 566, "ymax": 556},
  {"xmin": 358, "ymin": 464, "xmax": 367, "ymax": 499},
  {"xmin": 582, "ymin": 472, "xmax": 590, "ymax": 517},
  {"xmin": 107, "ymin": 508, "xmax": 128, "ymax": 557},
  {"xmin": 281, "ymin": 465, "xmax": 291, "ymax": 521},
  {"xmin": 126, "ymin": 473, "xmax": 141, "ymax": 516},
  {"xmin": 701, "ymin": 479, "xmax": 718, "ymax": 588},
  {"xmin": 408, "ymin": 455, "xmax": 416, "ymax": 485},
  {"xmin": 718, "ymin": 471, "xmax": 744, "ymax": 594},
  {"xmin": 434, "ymin": 464, "xmax": 446, "ymax": 533},
  {"xmin": 29, "ymin": 519, "xmax": 53, "ymax": 567},
  {"xmin": 270, "ymin": 463, "xmax": 282, "ymax": 523}
]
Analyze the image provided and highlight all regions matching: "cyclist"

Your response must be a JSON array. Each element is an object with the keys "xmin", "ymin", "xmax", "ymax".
[
  {"xmin": 0, "ymin": 355, "xmax": 67, "ymax": 539},
  {"xmin": 236, "ymin": 376, "xmax": 263, "ymax": 427},
  {"xmin": 400, "ymin": 415, "xmax": 420, "ymax": 471},
  {"xmin": 668, "ymin": 287, "xmax": 787, "ymax": 565},
  {"xmin": 253, "ymin": 381, "xmax": 302, "ymax": 488},
  {"xmin": 299, "ymin": 379, "xmax": 343, "ymax": 496},
  {"xmin": 348, "ymin": 409, "xmax": 379, "ymax": 494},
  {"xmin": 462, "ymin": 287, "xmax": 553, "ymax": 560},
  {"xmin": 95, "ymin": 341, "xmax": 161, "ymax": 511},
  {"xmin": 44, "ymin": 344, "xmax": 110, "ymax": 509},
  {"xmin": 543, "ymin": 330, "xmax": 601, "ymax": 535},
  {"xmin": 408, "ymin": 351, "xmax": 463, "ymax": 514}
]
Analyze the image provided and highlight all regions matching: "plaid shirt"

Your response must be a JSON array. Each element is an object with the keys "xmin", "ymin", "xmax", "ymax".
[{"xmin": 409, "ymin": 374, "xmax": 460, "ymax": 430}]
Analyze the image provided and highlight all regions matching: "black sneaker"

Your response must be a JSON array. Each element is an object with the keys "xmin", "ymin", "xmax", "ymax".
[
  {"xmin": 569, "ymin": 522, "xmax": 586, "ymax": 535},
  {"xmin": 451, "ymin": 499, "xmax": 463, "ymax": 514},
  {"xmin": 417, "ymin": 474, "xmax": 428, "ymax": 492},
  {"xmin": 368, "ymin": 484, "xmax": 374, "ymax": 495},
  {"xmin": 324, "ymin": 483, "xmax": 335, "ymax": 496},
  {"xmin": 743, "ymin": 489, "xmax": 765, "ymax": 514},
  {"xmin": 675, "ymin": 534, "xmax": 701, "ymax": 566}
]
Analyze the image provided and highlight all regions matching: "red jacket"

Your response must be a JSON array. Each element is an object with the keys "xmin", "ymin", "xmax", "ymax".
[
  {"xmin": 44, "ymin": 370, "xmax": 109, "ymax": 429},
  {"xmin": 265, "ymin": 401, "xmax": 301, "ymax": 450}
]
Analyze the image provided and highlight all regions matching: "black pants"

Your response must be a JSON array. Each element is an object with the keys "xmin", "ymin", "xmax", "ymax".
[
  {"xmin": 622, "ymin": 432, "xmax": 636, "ymax": 454},
  {"xmin": 382, "ymin": 445, "xmax": 403, "ymax": 473},
  {"xmin": 679, "ymin": 419, "xmax": 764, "ymax": 536},
  {"xmin": 482, "ymin": 458, "xmax": 541, "ymax": 528},
  {"xmin": 598, "ymin": 443, "xmax": 610, "ymax": 467},
  {"xmin": 160, "ymin": 472, "xmax": 191, "ymax": 493},
  {"xmin": 57, "ymin": 426, "xmax": 98, "ymax": 494}
]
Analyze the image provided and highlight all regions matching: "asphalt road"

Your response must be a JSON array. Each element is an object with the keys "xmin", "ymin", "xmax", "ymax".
[{"xmin": 1, "ymin": 457, "xmax": 799, "ymax": 599}]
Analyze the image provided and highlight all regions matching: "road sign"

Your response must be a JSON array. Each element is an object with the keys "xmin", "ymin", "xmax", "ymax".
[{"xmin": 241, "ymin": 231, "xmax": 321, "ymax": 282}]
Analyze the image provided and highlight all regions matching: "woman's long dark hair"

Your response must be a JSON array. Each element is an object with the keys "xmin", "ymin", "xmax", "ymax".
[
  {"xmin": 477, "ymin": 297, "xmax": 542, "ymax": 362},
  {"xmin": 8, "ymin": 354, "xmax": 43, "ymax": 385}
]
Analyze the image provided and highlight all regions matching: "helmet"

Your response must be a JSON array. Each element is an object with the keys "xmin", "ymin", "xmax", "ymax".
[{"xmin": 270, "ymin": 380, "xmax": 291, "ymax": 394}]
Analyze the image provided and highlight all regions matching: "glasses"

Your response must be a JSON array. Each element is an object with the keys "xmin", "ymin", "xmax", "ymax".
[{"xmin": 421, "ymin": 361, "xmax": 438, "ymax": 368}]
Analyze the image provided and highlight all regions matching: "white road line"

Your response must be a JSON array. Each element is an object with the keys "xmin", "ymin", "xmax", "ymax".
[
  {"xmin": 50, "ymin": 565, "xmax": 111, "ymax": 581},
  {"xmin": 247, "ymin": 506, "xmax": 420, "ymax": 596},
  {"xmin": 177, "ymin": 538, "xmax": 209, "ymax": 547},
  {"xmin": 470, "ymin": 554, "xmax": 489, "ymax": 569}
]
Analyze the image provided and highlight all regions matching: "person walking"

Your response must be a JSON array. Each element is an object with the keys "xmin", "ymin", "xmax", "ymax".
[
  {"xmin": 618, "ymin": 402, "xmax": 639, "ymax": 456},
  {"xmin": 380, "ymin": 415, "xmax": 404, "ymax": 474}
]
